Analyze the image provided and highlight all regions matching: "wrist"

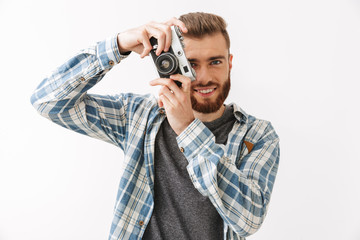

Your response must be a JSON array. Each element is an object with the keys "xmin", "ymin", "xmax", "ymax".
[
  {"xmin": 174, "ymin": 117, "xmax": 195, "ymax": 136},
  {"xmin": 116, "ymin": 33, "xmax": 132, "ymax": 55}
]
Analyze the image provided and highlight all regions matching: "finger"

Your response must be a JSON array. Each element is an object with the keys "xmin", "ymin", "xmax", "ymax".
[
  {"xmin": 165, "ymin": 17, "xmax": 188, "ymax": 33},
  {"xmin": 138, "ymin": 27, "xmax": 153, "ymax": 58},
  {"xmin": 159, "ymin": 94, "xmax": 175, "ymax": 112},
  {"xmin": 170, "ymin": 74, "xmax": 192, "ymax": 93},
  {"xmin": 158, "ymin": 97, "xmax": 163, "ymax": 108},
  {"xmin": 158, "ymin": 85, "xmax": 178, "ymax": 105},
  {"xmin": 150, "ymin": 78, "xmax": 180, "ymax": 95},
  {"xmin": 147, "ymin": 22, "xmax": 172, "ymax": 52},
  {"xmin": 150, "ymin": 78, "xmax": 178, "ymax": 89},
  {"xmin": 145, "ymin": 22, "xmax": 174, "ymax": 55},
  {"xmin": 138, "ymin": 30, "xmax": 153, "ymax": 58},
  {"xmin": 144, "ymin": 25, "xmax": 166, "ymax": 55}
]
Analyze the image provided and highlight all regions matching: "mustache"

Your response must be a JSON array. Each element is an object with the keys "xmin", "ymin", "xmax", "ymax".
[{"xmin": 192, "ymin": 81, "xmax": 220, "ymax": 88}]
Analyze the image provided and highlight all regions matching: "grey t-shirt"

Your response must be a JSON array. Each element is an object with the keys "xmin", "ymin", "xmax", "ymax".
[{"xmin": 143, "ymin": 105, "xmax": 236, "ymax": 240}]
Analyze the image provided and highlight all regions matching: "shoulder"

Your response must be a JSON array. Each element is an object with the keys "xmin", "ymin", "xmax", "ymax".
[
  {"xmin": 230, "ymin": 103, "xmax": 279, "ymax": 144},
  {"xmin": 246, "ymin": 115, "xmax": 278, "ymax": 144}
]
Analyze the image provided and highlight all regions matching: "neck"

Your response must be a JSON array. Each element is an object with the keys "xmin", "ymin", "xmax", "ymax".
[{"xmin": 193, "ymin": 105, "xmax": 226, "ymax": 122}]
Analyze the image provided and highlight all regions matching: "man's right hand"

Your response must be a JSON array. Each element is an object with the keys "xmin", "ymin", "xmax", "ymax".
[{"xmin": 116, "ymin": 17, "xmax": 188, "ymax": 58}]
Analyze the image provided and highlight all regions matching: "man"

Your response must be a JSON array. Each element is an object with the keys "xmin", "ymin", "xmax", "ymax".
[{"xmin": 31, "ymin": 12, "xmax": 279, "ymax": 240}]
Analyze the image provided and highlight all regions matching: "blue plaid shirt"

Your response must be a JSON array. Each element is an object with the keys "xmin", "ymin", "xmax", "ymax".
[{"xmin": 31, "ymin": 35, "xmax": 280, "ymax": 240}]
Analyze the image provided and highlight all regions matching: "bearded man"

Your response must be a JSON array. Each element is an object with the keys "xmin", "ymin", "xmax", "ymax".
[{"xmin": 31, "ymin": 12, "xmax": 280, "ymax": 240}]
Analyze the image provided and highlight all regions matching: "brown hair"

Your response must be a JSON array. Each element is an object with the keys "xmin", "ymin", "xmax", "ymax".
[{"xmin": 179, "ymin": 12, "xmax": 230, "ymax": 49}]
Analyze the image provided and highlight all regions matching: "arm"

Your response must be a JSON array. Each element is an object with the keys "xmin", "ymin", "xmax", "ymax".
[
  {"xmin": 176, "ymin": 118, "xmax": 280, "ymax": 237},
  {"xmin": 31, "ymin": 18, "xmax": 188, "ymax": 147},
  {"xmin": 148, "ymin": 58, "xmax": 279, "ymax": 237},
  {"xmin": 30, "ymin": 35, "xmax": 131, "ymax": 147}
]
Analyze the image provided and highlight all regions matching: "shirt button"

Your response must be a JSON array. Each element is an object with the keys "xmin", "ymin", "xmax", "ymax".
[
  {"xmin": 79, "ymin": 77, "xmax": 85, "ymax": 82},
  {"xmin": 109, "ymin": 60, "xmax": 115, "ymax": 66},
  {"xmin": 159, "ymin": 109, "xmax": 165, "ymax": 115},
  {"xmin": 180, "ymin": 147, "xmax": 185, "ymax": 153},
  {"xmin": 139, "ymin": 220, "xmax": 144, "ymax": 226}
]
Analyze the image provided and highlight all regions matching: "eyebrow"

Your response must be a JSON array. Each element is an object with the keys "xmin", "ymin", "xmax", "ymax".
[{"xmin": 187, "ymin": 55, "xmax": 227, "ymax": 62}]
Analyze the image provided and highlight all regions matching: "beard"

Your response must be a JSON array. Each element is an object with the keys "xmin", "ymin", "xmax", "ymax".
[{"xmin": 190, "ymin": 75, "xmax": 231, "ymax": 114}]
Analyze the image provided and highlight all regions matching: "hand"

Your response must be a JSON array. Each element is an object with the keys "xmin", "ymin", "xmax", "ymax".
[
  {"xmin": 117, "ymin": 17, "xmax": 187, "ymax": 58},
  {"xmin": 150, "ymin": 74, "xmax": 195, "ymax": 135}
]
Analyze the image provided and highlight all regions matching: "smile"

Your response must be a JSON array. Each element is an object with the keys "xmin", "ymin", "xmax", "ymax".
[
  {"xmin": 199, "ymin": 89, "xmax": 214, "ymax": 94},
  {"xmin": 194, "ymin": 88, "xmax": 217, "ymax": 96}
]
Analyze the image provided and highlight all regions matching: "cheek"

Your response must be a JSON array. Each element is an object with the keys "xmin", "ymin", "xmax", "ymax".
[
  {"xmin": 215, "ymin": 65, "xmax": 230, "ymax": 75},
  {"xmin": 214, "ymin": 69, "xmax": 230, "ymax": 82}
]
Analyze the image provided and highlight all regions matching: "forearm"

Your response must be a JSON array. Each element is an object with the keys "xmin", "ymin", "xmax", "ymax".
[
  {"xmin": 30, "ymin": 35, "xmax": 135, "ymax": 147},
  {"xmin": 30, "ymin": 35, "xmax": 124, "ymax": 115}
]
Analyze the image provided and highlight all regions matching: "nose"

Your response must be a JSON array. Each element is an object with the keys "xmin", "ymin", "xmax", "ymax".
[{"xmin": 194, "ymin": 66, "xmax": 212, "ymax": 84}]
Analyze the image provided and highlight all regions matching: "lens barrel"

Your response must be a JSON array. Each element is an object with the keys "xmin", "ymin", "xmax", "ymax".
[{"xmin": 155, "ymin": 52, "xmax": 179, "ymax": 75}]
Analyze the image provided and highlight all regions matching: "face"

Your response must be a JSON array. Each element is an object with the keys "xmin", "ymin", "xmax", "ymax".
[{"xmin": 184, "ymin": 33, "xmax": 233, "ymax": 114}]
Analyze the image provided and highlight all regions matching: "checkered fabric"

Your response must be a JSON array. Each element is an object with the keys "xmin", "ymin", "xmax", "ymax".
[{"xmin": 31, "ymin": 35, "xmax": 280, "ymax": 240}]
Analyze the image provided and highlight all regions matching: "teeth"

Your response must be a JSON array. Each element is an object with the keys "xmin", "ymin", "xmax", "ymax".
[{"xmin": 198, "ymin": 89, "xmax": 214, "ymax": 94}]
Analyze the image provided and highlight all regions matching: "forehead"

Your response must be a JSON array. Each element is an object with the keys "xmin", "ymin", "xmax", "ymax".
[{"xmin": 183, "ymin": 33, "xmax": 229, "ymax": 60}]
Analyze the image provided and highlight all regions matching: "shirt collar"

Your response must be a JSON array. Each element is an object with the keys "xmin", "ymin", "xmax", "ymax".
[{"xmin": 228, "ymin": 103, "xmax": 248, "ymax": 124}]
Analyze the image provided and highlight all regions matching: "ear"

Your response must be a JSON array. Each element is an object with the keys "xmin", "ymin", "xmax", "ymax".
[{"xmin": 228, "ymin": 54, "xmax": 233, "ymax": 71}]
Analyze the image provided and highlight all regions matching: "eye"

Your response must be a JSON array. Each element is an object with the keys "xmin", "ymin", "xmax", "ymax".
[
  {"xmin": 190, "ymin": 62, "xmax": 197, "ymax": 68},
  {"xmin": 210, "ymin": 60, "xmax": 222, "ymax": 65}
]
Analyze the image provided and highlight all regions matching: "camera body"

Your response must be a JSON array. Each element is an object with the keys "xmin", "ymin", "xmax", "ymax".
[{"xmin": 149, "ymin": 26, "xmax": 196, "ymax": 87}]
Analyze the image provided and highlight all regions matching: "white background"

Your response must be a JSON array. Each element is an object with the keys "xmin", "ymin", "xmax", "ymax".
[{"xmin": 1, "ymin": 0, "xmax": 360, "ymax": 239}]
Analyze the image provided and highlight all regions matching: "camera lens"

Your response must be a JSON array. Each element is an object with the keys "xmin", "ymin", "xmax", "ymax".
[
  {"xmin": 155, "ymin": 52, "xmax": 179, "ymax": 75},
  {"xmin": 160, "ymin": 59, "xmax": 170, "ymax": 69}
]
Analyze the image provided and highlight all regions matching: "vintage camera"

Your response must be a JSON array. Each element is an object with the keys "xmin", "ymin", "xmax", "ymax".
[{"xmin": 150, "ymin": 26, "xmax": 196, "ymax": 87}]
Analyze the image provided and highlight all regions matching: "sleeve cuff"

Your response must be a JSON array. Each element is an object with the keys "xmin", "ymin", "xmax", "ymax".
[
  {"xmin": 96, "ymin": 34, "xmax": 130, "ymax": 70},
  {"xmin": 176, "ymin": 118, "xmax": 214, "ymax": 161}
]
